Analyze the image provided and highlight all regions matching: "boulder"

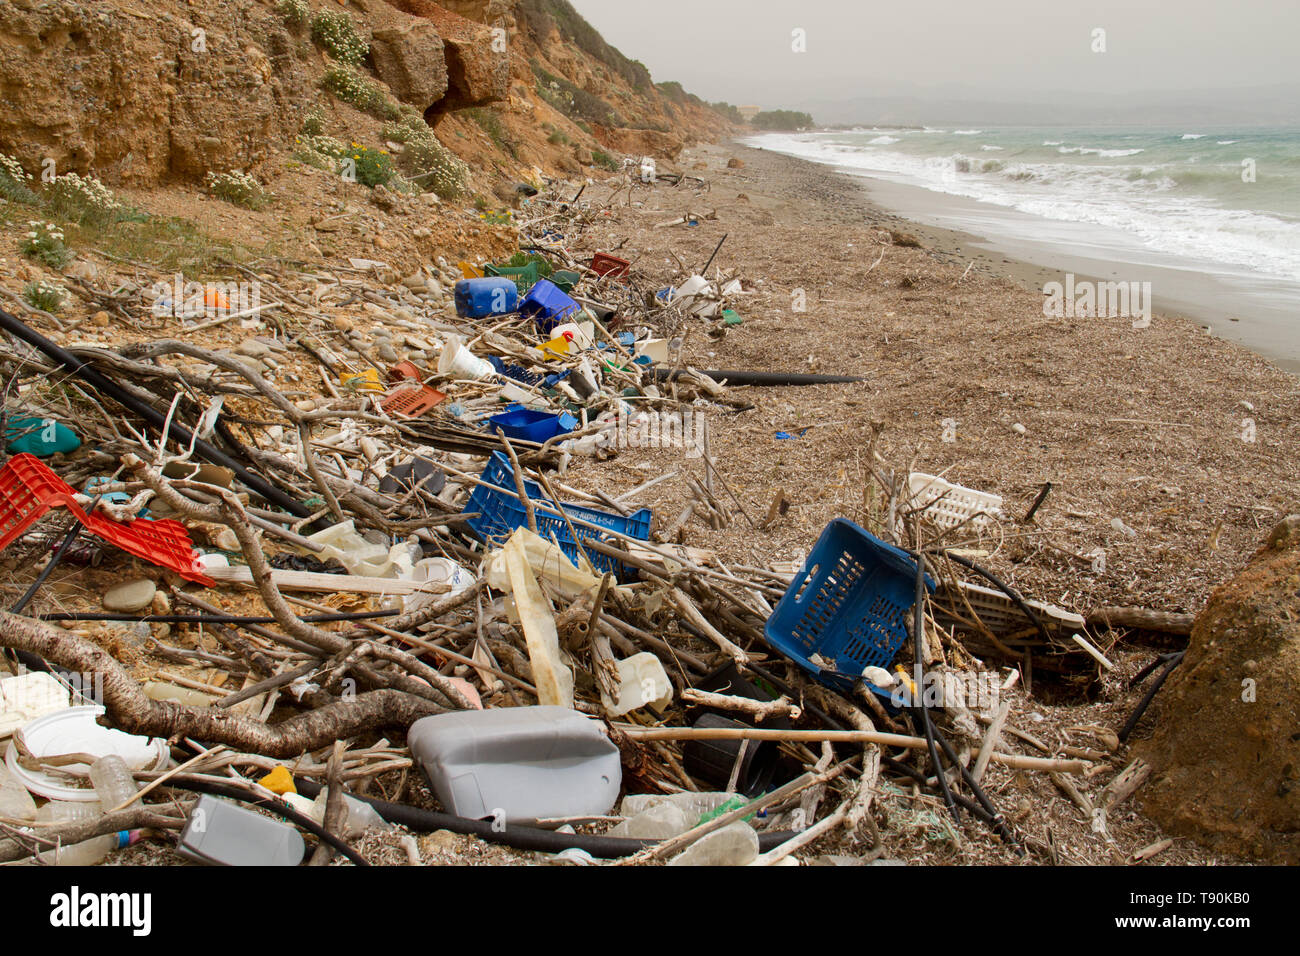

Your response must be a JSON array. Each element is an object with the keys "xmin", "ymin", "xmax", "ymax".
[
  {"xmin": 1138, "ymin": 515, "xmax": 1300, "ymax": 863},
  {"xmin": 102, "ymin": 579, "xmax": 157, "ymax": 614},
  {"xmin": 369, "ymin": 21, "xmax": 449, "ymax": 110}
]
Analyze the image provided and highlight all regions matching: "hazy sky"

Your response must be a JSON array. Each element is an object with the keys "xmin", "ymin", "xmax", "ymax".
[{"xmin": 569, "ymin": 0, "xmax": 1300, "ymax": 115}]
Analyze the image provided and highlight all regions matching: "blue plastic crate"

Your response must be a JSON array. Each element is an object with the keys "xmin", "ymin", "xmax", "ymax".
[
  {"xmin": 464, "ymin": 452, "xmax": 652, "ymax": 578},
  {"xmin": 487, "ymin": 355, "xmax": 543, "ymax": 386},
  {"xmin": 519, "ymin": 279, "xmax": 581, "ymax": 333},
  {"xmin": 487, "ymin": 407, "xmax": 579, "ymax": 444},
  {"xmin": 764, "ymin": 519, "xmax": 934, "ymax": 693}
]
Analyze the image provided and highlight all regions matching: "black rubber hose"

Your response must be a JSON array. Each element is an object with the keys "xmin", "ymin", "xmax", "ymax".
[
  {"xmin": 929, "ymin": 722, "xmax": 1023, "ymax": 853},
  {"xmin": 1118, "ymin": 650, "xmax": 1185, "ymax": 743},
  {"xmin": 0, "ymin": 307, "xmax": 311, "ymax": 518},
  {"xmin": 38, "ymin": 609, "xmax": 398, "ymax": 625},
  {"xmin": 6, "ymin": 493, "xmax": 104, "ymax": 675},
  {"xmin": 1129, "ymin": 651, "xmax": 1182, "ymax": 689},
  {"xmin": 160, "ymin": 776, "xmax": 368, "ymax": 866},
  {"xmin": 909, "ymin": 550, "xmax": 959, "ymax": 822},
  {"xmin": 293, "ymin": 779, "xmax": 797, "ymax": 859},
  {"xmin": 651, "ymin": 368, "xmax": 864, "ymax": 387},
  {"xmin": 922, "ymin": 548, "xmax": 1055, "ymax": 648}
]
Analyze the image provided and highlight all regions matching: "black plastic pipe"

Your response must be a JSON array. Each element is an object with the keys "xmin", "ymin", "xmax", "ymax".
[
  {"xmin": 0, "ymin": 307, "xmax": 311, "ymax": 518},
  {"xmin": 39, "ymin": 609, "xmax": 398, "ymax": 625},
  {"xmin": 651, "ymin": 368, "xmax": 863, "ymax": 387},
  {"xmin": 1118, "ymin": 650, "xmax": 1185, "ymax": 743},
  {"xmin": 294, "ymin": 779, "xmax": 797, "ymax": 860}
]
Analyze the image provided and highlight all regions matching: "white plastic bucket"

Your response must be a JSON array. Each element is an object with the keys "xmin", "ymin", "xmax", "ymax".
[{"xmin": 438, "ymin": 335, "xmax": 494, "ymax": 381}]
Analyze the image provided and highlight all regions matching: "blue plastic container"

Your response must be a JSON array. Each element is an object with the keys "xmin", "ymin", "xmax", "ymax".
[
  {"xmin": 764, "ymin": 519, "xmax": 934, "ymax": 694},
  {"xmin": 465, "ymin": 452, "xmax": 652, "ymax": 578},
  {"xmin": 487, "ymin": 355, "xmax": 543, "ymax": 386},
  {"xmin": 488, "ymin": 407, "xmax": 579, "ymax": 444},
  {"xmin": 455, "ymin": 277, "xmax": 519, "ymax": 318},
  {"xmin": 519, "ymin": 279, "xmax": 581, "ymax": 332}
]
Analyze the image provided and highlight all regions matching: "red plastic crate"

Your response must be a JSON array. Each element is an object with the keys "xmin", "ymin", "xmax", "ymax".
[
  {"xmin": 590, "ymin": 252, "xmax": 631, "ymax": 279},
  {"xmin": 381, "ymin": 384, "xmax": 447, "ymax": 419},
  {"xmin": 0, "ymin": 454, "xmax": 215, "ymax": 585}
]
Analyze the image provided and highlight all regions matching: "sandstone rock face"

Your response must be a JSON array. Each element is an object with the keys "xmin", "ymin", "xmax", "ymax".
[
  {"xmin": 1138, "ymin": 515, "xmax": 1300, "ymax": 863},
  {"xmin": 0, "ymin": 0, "xmax": 310, "ymax": 185},
  {"xmin": 591, "ymin": 125, "xmax": 684, "ymax": 162},
  {"xmin": 386, "ymin": 0, "xmax": 509, "ymax": 112},
  {"xmin": 370, "ymin": 21, "xmax": 449, "ymax": 110}
]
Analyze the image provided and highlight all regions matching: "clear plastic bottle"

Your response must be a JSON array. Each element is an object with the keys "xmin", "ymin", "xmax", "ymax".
[
  {"xmin": 89, "ymin": 754, "xmax": 138, "ymax": 811},
  {"xmin": 666, "ymin": 821, "xmax": 759, "ymax": 866},
  {"xmin": 0, "ymin": 764, "xmax": 38, "ymax": 822},
  {"xmin": 34, "ymin": 801, "xmax": 118, "ymax": 866}
]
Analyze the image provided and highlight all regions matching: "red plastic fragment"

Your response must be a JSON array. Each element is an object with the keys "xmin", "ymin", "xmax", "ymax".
[
  {"xmin": 388, "ymin": 361, "xmax": 423, "ymax": 384},
  {"xmin": 590, "ymin": 252, "xmax": 631, "ymax": 279},
  {"xmin": 0, "ymin": 454, "xmax": 216, "ymax": 585}
]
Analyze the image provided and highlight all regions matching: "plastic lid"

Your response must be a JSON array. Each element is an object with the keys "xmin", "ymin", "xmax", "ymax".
[{"xmin": 3, "ymin": 705, "xmax": 170, "ymax": 801}]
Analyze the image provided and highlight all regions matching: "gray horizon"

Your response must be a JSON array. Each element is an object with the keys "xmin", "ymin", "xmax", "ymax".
[{"xmin": 568, "ymin": 0, "xmax": 1300, "ymax": 125}]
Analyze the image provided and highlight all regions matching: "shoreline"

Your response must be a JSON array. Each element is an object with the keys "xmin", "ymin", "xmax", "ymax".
[{"xmin": 741, "ymin": 137, "xmax": 1300, "ymax": 375}]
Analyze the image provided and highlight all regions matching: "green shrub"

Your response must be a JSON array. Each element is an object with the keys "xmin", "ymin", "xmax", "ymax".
[
  {"xmin": 0, "ymin": 153, "xmax": 39, "ymax": 205},
  {"xmin": 547, "ymin": 130, "xmax": 567, "ymax": 146},
  {"xmin": 275, "ymin": 0, "xmax": 310, "ymax": 29},
  {"xmin": 20, "ymin": 220, "xmax": 70, "ymax": 268},
  {"xmin": 205, "ymin": 170, "xmax": 268, "ymax": 210},
  {"xmin": 299, "ymin": 106, "xmax": 326, "ymax": 137},
  {"xmin": 401, "ymin": 129, "xmax": 467, "ymax": 199},
  {"xmin": 591, "ymin": 149, "xmax": 619, "ymax": 172},
  {"xmin": 343, "ymin": 144, "xmax": 393, "ymax": 188},
  {"xmin": 23, "ymin": 279, "xmax": 64, "ymax": 313},
  {"xmin": 45, "ymin": 171, "xmax": 127, "ymax": 225},
  {"xmin": 322, "ymin": 64, "xmax": 400, "ymax": 121},
  {"xmin": 311, "ymin": 9, "xmax": 368, "ymax": 66},
  {"xmin": 752, "ymin": 110, "xmax": 815, "ymax": 130}
]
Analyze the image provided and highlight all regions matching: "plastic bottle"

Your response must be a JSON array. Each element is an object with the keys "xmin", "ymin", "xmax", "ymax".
[
  {"xmin": 666, "ymin": 821, "xmax": 759, "ymax": 866},
  {"xmin": 0, "ymin": 763, "xmax": 38, "ymax": 822},
  {"xmin": 89, "ymin": 754, "xmax": 139, "ymax": 811},
  {"xmin": 33, "ymin": 801, "xmax": 127, "ymax": 866},
  {"xmin": 607, "ymin": 802, "xmax": 691, "ymax": 840}
]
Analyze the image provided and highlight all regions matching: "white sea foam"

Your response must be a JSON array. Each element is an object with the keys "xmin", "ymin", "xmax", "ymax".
[{"xmin": 744, "ymin": 132, "xmax": 1300, "ymax": 282}]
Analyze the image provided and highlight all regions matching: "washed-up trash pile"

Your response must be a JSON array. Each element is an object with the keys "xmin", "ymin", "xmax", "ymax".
[{"xmin": 0, "ymin": 173, "xmax": 1135, "ymax": 867}]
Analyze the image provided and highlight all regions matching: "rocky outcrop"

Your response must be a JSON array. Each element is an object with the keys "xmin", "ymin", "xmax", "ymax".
[
  {"xmin": 369, "ymin": 22, "xmax": 449, "ymax": 109},
  {"xmin": 592, "ymin": 126, "xmax": 684, "ymax": 162},
  {"xmin": 386, "ymin": 0, "xmax": 510, "ymax": 112},
  {"xmin": 1138, "ymin": 515, "xmax": 1300, "ymax": 863},
  {"xmin": 0, "ymin": 0, "xmax": 309, "ymax": 185}
]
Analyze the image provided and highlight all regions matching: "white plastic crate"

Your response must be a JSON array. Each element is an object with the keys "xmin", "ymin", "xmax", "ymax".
[
  {"xmin": 934, "ymin": 580, "xmax": 1085, "ymax": 637},
  {"xmin": 906, "ymin": 472, "xmax": 1002, "ymax": 532}
]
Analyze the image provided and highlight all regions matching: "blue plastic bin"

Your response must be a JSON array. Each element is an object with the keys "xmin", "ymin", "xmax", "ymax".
[
  {"xmin": 465, "ymin": 452, "xmax": 651, "ymax": 578},
  {"xmin": 764, "ymin": 519, "xmax": 934, "ymax": 694},
  {"xmin": 455, "ymin": 277, "xmax": 519, "ymax": 318},
  {"xmin": 519, "ymin": 279, "xmax": 581, "ymax": 332},
  {"xmin": 487, "ymin": 407, "xmax": 579, "ymax": 444}
]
